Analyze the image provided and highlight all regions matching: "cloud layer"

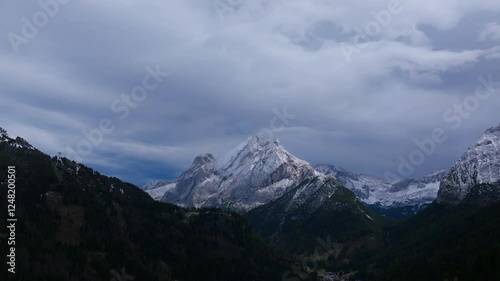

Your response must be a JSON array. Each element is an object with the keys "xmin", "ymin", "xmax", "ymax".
[{"xmin": 1, "ymin": 0, "xmax": 500, "ymax": 185}]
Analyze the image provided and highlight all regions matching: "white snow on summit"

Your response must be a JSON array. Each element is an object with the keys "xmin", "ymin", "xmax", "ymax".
[
  {"xmin": 159, "ymin": 135, "xmax": 317, "ymax": 212},
  {"xmin": 438, "ymin": 123, "xmax": 500, "ymax": 203},
  {"xmin": 314, "ymin": 164, "xmax": 448, "ymax": 207}
]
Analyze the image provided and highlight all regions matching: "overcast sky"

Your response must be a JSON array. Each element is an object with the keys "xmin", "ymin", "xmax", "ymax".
[{"xmin": 1, "ymin": 0, "xmax": 500, "ymax": 186}]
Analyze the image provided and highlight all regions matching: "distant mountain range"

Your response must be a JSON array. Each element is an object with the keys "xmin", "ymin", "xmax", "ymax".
[
  {"xmin": 146, "ymin": 124, "xmax": 500, "ymax": 216},
  {"xmin": 244, "ymin": 123, "xmax": 500, "ymax": 280},
  {"xmin": 157, "ymin": 136, "xmax": 318, "ymax": 212},
  {"xmin": 144, "ymin": 134, "xmax": 451, "ymax": 217},
  {"xmin": 2, "ymin": 122, "xmax": 500, "ymax": 281},
  {"xmin": 313, "ymin": 164, "xmax": 449, "ymax": 217}
]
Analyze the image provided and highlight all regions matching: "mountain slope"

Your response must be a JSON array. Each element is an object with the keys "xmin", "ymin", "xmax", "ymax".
[
  {"xmin": 358, "ymin": 201, "xmax": 500, "ymax": 281},
  {"xmin": 161, "ymin": 136, "xmax": 317, "ymax": 212},
  {"xmin": 315, "ymin": 164, "xmax": 448, "ymax": 218},
  {"xmin": 355, "ymin": 123, "xmax": 500, "ymax": 281},
  {"xmin": 437, "ymin": 123, "xmax": 500, "ymax": 204},
  {"xmin": 314, "ymin": 163, "xmax": 394, "ymax": 202},
  {"xmin": 244, "ymin": 123, "xmax": 500, "ymax": 280},
  {"xmin": 315, "ymin": 164, "xmax": 448, "ymax": 207},
  {"xmin": 245, "ymin": 176, "xmax": 385, "ymax": 270},
  {"xmin": 0, "ymin": 128, "xmax": 286, "ymax": 281},
  {"xmin": 0, "ymin": 127, "xmax": 35, "ymax": 150}
]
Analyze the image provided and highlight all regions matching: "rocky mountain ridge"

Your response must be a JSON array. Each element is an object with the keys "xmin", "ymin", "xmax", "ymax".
[
  {"xmin": 160, "ymin": 136, "xmax": 318, "ymax": 212},
  {"xmin": 147, "ymin": 135, "xmax": 449, "ymax": 213},
  {"xmin": 437, "ymin": 123, "xmax": 500, "ymax": 204},
  {"xmin": 314, "ymin": 164, "xmax": 448, "ymax": 208}
]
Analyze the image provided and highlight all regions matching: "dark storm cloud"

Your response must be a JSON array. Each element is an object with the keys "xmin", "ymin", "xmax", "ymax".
[{"xmin": 1, "ymin": 0, "xmax": 500, "ymax": 185}]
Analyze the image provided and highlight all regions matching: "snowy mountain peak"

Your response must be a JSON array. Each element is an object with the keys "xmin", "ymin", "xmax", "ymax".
[
  {"xmin": 245, "ymin": 134, "xmax": 280, "ymax": 145},
  {"xmin": 437, "ymin": 123, "xmax": 500, "ymax": 204},
  {"xmin": 485, "ymin": 123, "xmax": 500, "ymax": 134},
  {"xmin": 181, "ymin": 153, "xmax": 215, "ymax": 179},
  {"xmin": 237, "ymin": 135, "xmax": 274, "ymax": 151},
  {"xmin": 193, "ymin": 153, "xmax": 215, "ymax": 166},
  {"xmin": 160, "ymin": 135, "xmax": 317, "ymax": 212},
  {"xmin": 215, "ymin": 135, "xmax": 309, "ymax": 174},
  {"xmin": 226, "ymin": 135, "xmax": 280, "ymax": 154},
  {"xmin": 250, "ymin": 134, "xmax": 272, "ymax": 145}
]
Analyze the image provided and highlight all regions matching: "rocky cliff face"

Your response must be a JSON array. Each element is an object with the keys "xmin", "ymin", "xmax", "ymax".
[
  {"xmin": 161, "ymin": 136, "xmax": 318, "ymax": 212},
  {"xmin": 161, "ymin": 153, "xmax": 216, "ymax": 207},
  {"xmin": 437, "ymin": 123, "xmax": 500, "ymax": 204}
]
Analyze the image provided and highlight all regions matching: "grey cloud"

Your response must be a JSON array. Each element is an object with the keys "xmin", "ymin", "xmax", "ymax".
[{"xmin": 1, "ymin": 0, "xmax": 500, "ymax": 185}]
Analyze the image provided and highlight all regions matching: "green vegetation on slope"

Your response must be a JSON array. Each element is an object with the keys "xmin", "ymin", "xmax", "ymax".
[
  {"xmin": 245, "ymin": 177, "xmax": 386, "ymax": 274},
  {"xmin": 246, "ymin": 176, "xmax": 500, "ymax": 281}
]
